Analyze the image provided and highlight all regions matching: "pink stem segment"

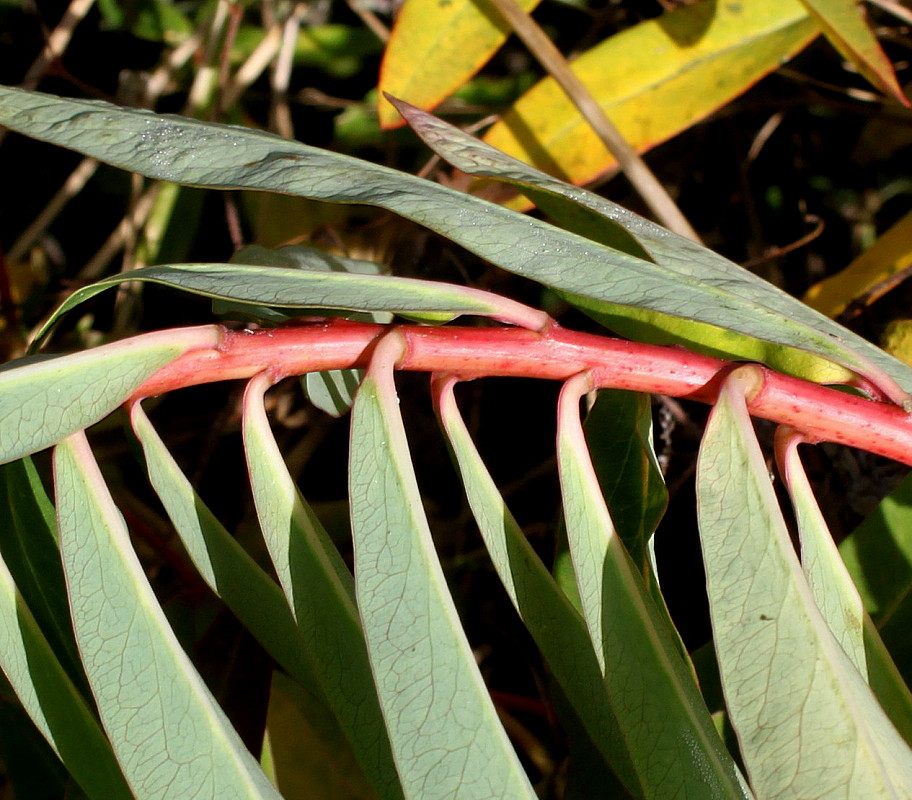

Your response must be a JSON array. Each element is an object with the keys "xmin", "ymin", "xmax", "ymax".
[{"xmin": 133, "ymin": 318, "xmax": 912, "ymax": 467}]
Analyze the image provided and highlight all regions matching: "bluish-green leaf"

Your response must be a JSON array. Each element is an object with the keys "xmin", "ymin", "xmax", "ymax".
[
  {"xmin": 53, "ymin": 432, "xmax": 283, "ymax": 800},
  {"xmin": 242, "ymin": 374, "xmax": 403, "ymax": 800},
  {"xmin": 32, "ymin": 263, "xmax": 546, "ymax": 346},
  {"xmin": 0, "ymin": 458, "xmax": 81, "ymax": 678},
  {"xmin": 0, "ymin": 549, "xmax": 132, "ymax": 800},
  {"xmin": 0, "ymin": 326, "xmax": 217, "ymax": 464},
  {"xmin": 1, "ymin": 86, "xmax": 908, "ymax": 398},
  {"xmin": 391, "ymin": 97, "xmax": 912, "ymax": 400},
  {"xmin": 696, "ymin": 367, "xmax": 912, "ymax": 798},
  {"xmin": 349, "ymin": 335, "xmax": 537, "ymax": 800},
  {"xmin": 129, "ymin": 401, "xmax": 319, "ymax": 691},
  {"xmin": 556, "ymin": 374, "xmax": 750, "ymax": 800},
  {"xmin": 434, "ymin": 376, "xmax": 641, "ymax": 797}
]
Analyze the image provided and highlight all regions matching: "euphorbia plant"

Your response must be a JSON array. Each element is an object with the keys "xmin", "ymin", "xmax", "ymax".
[{"xmin": 0, "ymin": 85, "xmax": 911, "ymax": 800}]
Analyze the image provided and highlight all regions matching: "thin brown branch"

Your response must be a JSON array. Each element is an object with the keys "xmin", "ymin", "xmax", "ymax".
[{"xmin": 485, "ymin": 0, "xmax": 701, "ymax": 242}]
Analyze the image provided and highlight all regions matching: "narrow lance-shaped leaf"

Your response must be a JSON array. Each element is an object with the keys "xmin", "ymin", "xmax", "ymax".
[
  {"xmin": 242, "ymin": 373, "xmax": 404, "ymax": 800},
  {"xmin": 556, "ymin": 372, "xmax": 751, "ymax": 800},
  {"xmin": 0, "ymin": 550, "xmax": 133, "ymax": 800},
  {"xmin": 133, "ymin": 400, "xmax": 405, "ymax": 784},
  {"xmin": 778, "ymin": 432, "xmax": 912, "ymax": 746},
  {"xmin": 349, "ymin": 334, "xmax": 538, "ymax": 800},
  {"xmin": 392, "ymin": 96, "xmax": 911, "ymax": 397},
  {"xmin": 776, "ymin": 430, "xmax": 867, "ymax": 673},
  {"xmin": 696, "ymin": 366, "xmax": 912, "ymax": 798},
  {"xmin": 0, "ymin": 326, "xmax": 218, "ymax": 464},
  {"xmin": 433, "ymin": 375, "xmax": 642, "ymax": 797},
  {"xmin": 129, "ymin": 401, "xmax": 319, "ymax": 693},
  {"xmin": 32, "ymin": 262, "xmax": 547, "ymax": 348},
  {"xmin": 0, "ymin": 457, "xmax": 82, "ymax": 679},
  {"xmin": 53, "ymin": 432, "xmax": 284, "ymax": 800},
  {"xmin": 2, "ymin": 86, "xmax": 910, "ymax": 398}
]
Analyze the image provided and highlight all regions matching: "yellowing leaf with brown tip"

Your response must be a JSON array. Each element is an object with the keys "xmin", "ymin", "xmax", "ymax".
[
  {"xmin": 378, "ymin": 0, "xmax": 541, "ymax": 129},
  {"xmin": 482, "ymin": 0, "xmax": 818, "ymax": 187},
  {"xmin": 798, "ymin": 0, "xmax": 909, "ymax": 106}
]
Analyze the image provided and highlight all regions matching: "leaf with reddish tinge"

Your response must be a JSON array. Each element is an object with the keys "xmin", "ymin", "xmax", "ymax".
[
  {"xmin": 482, "ymin": 0, "xmax": 818, "ymax": 188},
  {"xmin": 378, "ymin": 0, "xmax": 541, "ymax": 129},
  {"xmin": 798, "ymin": 0, "xmax": 909, "ymax": 105}
]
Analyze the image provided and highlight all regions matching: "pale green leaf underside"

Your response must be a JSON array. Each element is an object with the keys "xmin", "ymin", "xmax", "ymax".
[
  {"xmin": 2, "ymin": 86, "xmax": 908, "ymax": 394},
  {"xmin": 129, "ymin": 402, "xmax": 321, "ymax": 690},
  {"xmin": 0, "ymin": 551, "xmax": 132, "ymax": 800},
  {"xmin": 0, "ymin": 327, "xmax": 216, "ymax": 465},
  {"xmin": 242, "ymin": 375, "xmax": 403, "ymax": 800},
  {"xmin": 434, "ymin": 377, "xmax": 642, "ymax": 796},
  {"xmin": 53, "ymin": 433, "xmax": 282, "ymax": 800},
  {"xmin": 782, "ymin": 440, "xmax": 867, "ymax": 674},
  {"xmin": 696, "ymin": 371, "xmax": 912, "ymax": 798},
  {"xmin": 349, "ymin": 343, "xmax": 537, "ymax": 800},
  {"xmin": 556, "ymin": 378, "xmax": 750, "ymax": 800},
  {"xmin": 392, "ymin": 98, "xmax": 912, "ymax": 395}
]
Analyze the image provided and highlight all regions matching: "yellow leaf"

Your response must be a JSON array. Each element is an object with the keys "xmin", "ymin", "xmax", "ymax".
[
  {"xmin": 482, "ymin": 0, "xmax": 818, "ymax": 187},
  {"xmin": 804, "ymin": 210, "xmax": 912, "ymax": 318},
  {"xmin": 797, "ymin": 0, "xmax": 909, "ymax": 106},
  {"xmin": 378, "ymin": 0, "xmax": 540, "ymax": 129},
  {"xmin": 883, "ymin": 319, "xmax": 912, "ymax": 367}
]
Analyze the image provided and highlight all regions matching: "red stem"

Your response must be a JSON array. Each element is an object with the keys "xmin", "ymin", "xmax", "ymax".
[{"xmin": 133, "ymin": 318, "xmax": 912, "ymax": 467}]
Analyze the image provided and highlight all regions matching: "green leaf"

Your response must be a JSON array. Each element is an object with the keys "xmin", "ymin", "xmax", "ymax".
[
  {"xmin": 33, "ymin": 262, "xmax": 546, "ymax": 346},
  {"xmin": 0, "ymin": 549, "xmax": 132, "ymax": 800},
  {"xmin": 556, "ymin": 374, "xmax": 750, "ymax": 799},
  {"xmin": 304, "ymin": 369, "xmax": 364, "ymax": 417},
  {"xmin": 242, "ymin": 374, "xmax": 403, "ymax": 800},
  {"xmin": 349, "ymin": 335, "xmax": 537, "ymax": 800},
  {"xmin": 840, "ymin": 472, "xmax": 912, "ymax": 652},
  {"xmin": 434, "ymin": 376, "xmax": 641, "ymax": 797},
  {"xmin": 53, "ymin": 432, "xmax": 283, "ymax": 800},
  {"xmin": 0, "ymin": 687, "xmax": 70, "ymax": 800},
  {"xmin": 696, "ymin": 367, "xmax": 912, "ymax": 798},
  {"xmin": 583, "ymin": 390, "xmax": 666, "ymax": 577},
  {"xmin": 779, "ymin": 434, "xmax": 912, "ymax": 757},
  {"xmin": 0, "ymin": 326, "xmax": 218, "ymax": 464},
  {"xmin": 391, "ymin": 97, "xmax": 912, "ymax": 397},
  {"xmin": 2, "ymin": 86, "xmax": 908, "ymax": 398},
  {"xmin": 128, "ymin": 402, "xmax": 319, "ymax": 692},
  {"xmin": 778, "ymin": 435, "xmax": 867, "ymax": 673},
  {"xmin": 839, "ymin": 471, "xmax": 912, "ymax": 738},
  {"xmin": 0, "ymin": 458, "xmax": 82, "ymax": 677}
]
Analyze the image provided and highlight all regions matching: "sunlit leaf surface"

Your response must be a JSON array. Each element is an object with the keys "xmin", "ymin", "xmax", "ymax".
[
  {"xmin": 697, "ymin": 368, "xmax": 912, "ymax": 798},
  {"xmin": 557, "ymin": 375, "xmax": 750, "ymax": 800},
  {"xmin": 0, "ymin": 327, "xmax": 217, "ymax": 464},
  {"xmin": 54, "ymin": 433, "xmax": 283, "ymax": 800},
  {"xmin": 349, "ymin": 337, "xmax": 537, "ymax": 800},
  {"xmin": 243, "ymin": 375, "xmax": 403, "ymax": 800}
]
